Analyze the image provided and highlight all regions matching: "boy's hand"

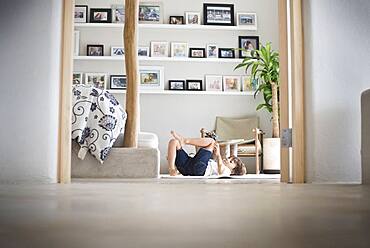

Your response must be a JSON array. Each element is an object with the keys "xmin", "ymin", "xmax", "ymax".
[
  {"xmin": 213, "ymin": 143, "xmax": 221, "ymax": 157},
  {"xmin": 169, "ymin": 167, "xmax": 177, "ymax": 176}
]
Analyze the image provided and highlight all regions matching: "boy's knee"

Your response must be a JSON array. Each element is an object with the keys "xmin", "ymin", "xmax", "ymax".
[{"xmin": 169, "ymin": 138, "xmax": 179, "ymax": 146}]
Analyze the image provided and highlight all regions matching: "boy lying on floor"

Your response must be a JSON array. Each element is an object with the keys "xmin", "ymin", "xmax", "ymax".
[{"xmin": 167, "ymin": 131, "xmax": 247, "ymax": 176}]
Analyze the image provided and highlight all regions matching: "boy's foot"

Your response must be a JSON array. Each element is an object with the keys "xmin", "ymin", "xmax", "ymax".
[{"xmin": 171, "ymin": 131, "xmax": 185, "ymax": 147}]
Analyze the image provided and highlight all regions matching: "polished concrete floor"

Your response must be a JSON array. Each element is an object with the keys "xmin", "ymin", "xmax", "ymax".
[{"xmin": 0, "ymin": 180, "xmax": 369, "ymax": 248}]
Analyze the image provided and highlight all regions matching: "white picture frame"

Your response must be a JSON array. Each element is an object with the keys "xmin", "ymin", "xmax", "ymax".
[
  {"xmin": 74, "ymin": 5, "xmax": 88, "ymax": 23},
  {"xmin": 237, "ymin": 12, "xmax": 257, "ymax": 30},
  {"xmin": 171, "ymin": 42, "xmax": 188, "ymax": 58},
  {"xmin": 138, "ymin": 47, "xmax": 150, "ymax": 57},
  {"xmin": 139, "ymin": 2, "xmax": 163, "ymax": 24},
  {"xmin": 150, "ymin": 41, "xmax": 169, "ymax": 57},
  {"xmin": 206, "ymin": 44, "xmax": 218, "ymax": 58},
  {"xmin": 73, "ymin": 72, "xmax": 83, "ymax": 85},
  {"xmin": 185, "ymin": 12, "xmax": 201, "ymax": 25},
  {"xmin": 223, "ymin": 76, "xmax": 241, "ymax": 92},
  {"xmin": 139, "ymin": 66, "xmax": 164, "ymax": 91},
  {"xmin": 111, "ymin": 46, "xmax": 125, "ymax": 56},
  {"xmin": 74, "ymin": 31, "xmax": 80, "ymax": 56},
  {"xmin": 84, "ymin": 73, "xmax": 108, "ymax": 90},
  {"xmin": 112, "ymin": 5, "xmax": 125, "ymax": 23},
  {"xmin": 241, "ymin": 75, "xmax": 259, "ymax": 92},
  {"xmin": 205, "ymin": 75, "xmax": 223, "ymax": 91}
]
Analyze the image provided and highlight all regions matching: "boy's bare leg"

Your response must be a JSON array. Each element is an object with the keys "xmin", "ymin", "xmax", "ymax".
[
  {"xmin": 167, "ymin": 139, "xmax": 180, "ymax": 176},
  {"xmin": 171, "ymin": 131, "xmax": 215, "ymax": 150}
]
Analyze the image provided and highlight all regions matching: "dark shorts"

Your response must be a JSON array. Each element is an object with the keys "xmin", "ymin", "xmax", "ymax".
[{"xmin": 175, "ymin": 148, "xmax": 212, "ymax": 176}]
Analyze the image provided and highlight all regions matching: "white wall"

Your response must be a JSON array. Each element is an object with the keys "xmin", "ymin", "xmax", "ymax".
[
  {"xmin": 75, "ymin": 0, "xmax": 279, "ymax": 173},
  {"xmin": 0, "ymin": 0, "xmax": 62, "ymax": 183},
  {"xmin": 303, "ymin": 0, "xmax": 370, "ymax": 183}
]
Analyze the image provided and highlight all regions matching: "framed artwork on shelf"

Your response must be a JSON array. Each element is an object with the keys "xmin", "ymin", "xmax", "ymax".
[
  {"xmin": 139, "ymin": 66, "xmax": 165, "ymax": 90},
  {"xmin": 74, "ymin": 5, "xmax": 88, "ymax": 23},
  {"xmin": 74, "ymin": 31, "xmax": 80, "ymax": 56},
  {"xmin": 203, "ymin": 3, "xmax": 234, "ymax": 26},
  {"xmin": 138, "ymin": 47, "xmax": 150, "ymax": 57},
  {"xmin": 223, "ymin": 76, "xmax": 241, "ymax": 92},
  {"xmin": 110, "ymin": 75, "xmax": 127, "ymax": 90},
  {"xmin": 206, "ymin": 44, "xmax": 218, "ymax": 58},
  {"xmin": 112, "ymin": 5, "xmax": 125, "ymax": 23},
  {"xmin": 189, "ymin": 48, "xmax": 206, "ymax": 58},
  {"xmin": 87, "ymin": 45, "xmax": 104, "ymax": 56},
  {"xmin": 169, "ymin": 16, "xmax": 184, "ymax": 24},
  {"xmin": 237, "ymin": 13, "xmax": 257, "ymax": 30},
  {"xmin": 185, "ymin": 12, "xmax": 201, "ymax": 25},
  {"xmin": 73, "ymin": 72, "xmax": 83, "ymax": 85},
  {"xmin": 218, "ymin": 48, "xmax": 235, "ymax": 58},
  {"xmin": 205, "ymin": 75, "xmax": 222, "ymax": 91},
  {"xmin": 89, "ymin": 8, "xmax": 112, "ymax": 23},
  {"xmin": 139, "ymin": 2, "xmax": 163, "ymax": 24},
  {"xmin": 150, "ymin": 41, "xmax": 169, "ymax": 57},
  {"xmin": 85, "ymin": 73, "xmax": 108, "ymax": 90},
  {"xmin": 241, "ymin": 75, "xmax": 259, "ymax": 92},
  {"xmin": 171, "ymin": 42, "xmax": 188, "ymax": 58},
  {"xmin": 111, "ymin": 46, "xmax": 125, "ymax": 56},
  {"xmin": 239, "ymin": 36, "xmax": 259, "ymax": 58},
  {"xmin": 186, "ymin": 80, "xmax": 203, "ymax": 91},
  {"xmin": 169, "ymin": 80, "xmax": 186, "ymax": 90}
]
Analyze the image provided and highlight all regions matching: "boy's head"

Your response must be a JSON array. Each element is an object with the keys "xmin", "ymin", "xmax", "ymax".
[{"xmin": 223, "ymin": 156, "xmax": 247, "ymax": 175}]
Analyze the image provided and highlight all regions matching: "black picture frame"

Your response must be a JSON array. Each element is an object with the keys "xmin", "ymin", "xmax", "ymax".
[
  {"xmin": 90, "ymin": 8, "xmax": 112, "ymax": 23},
  {"xmin": 218, "ymin": 48, "xmax": 235, "ymax": 58},
  {"xmin": 169, "ymin": 80, "xmax": 186, "ymax": 90},
  {"xmin": 110, "ymin": 75, "xmax": 127, "ymax": 90},
  {"xmin": 87, "ymin": 45, "xmax": 104, "ymax": 56},
  {"xmin": 238, "ymin": 36, "xmax": 260, "ymax": 58},
  {"xmin": 74, "ymin": 5, "xmax": 88, "ymax": 23},
  {"xmin": 169, "ymin": 16, "xmax": 184, "ymax": 25},
  {"xmin": 189, "ymin": 48, "xmax": 206, "ymax": 58},
  {"xmin": 186, "ymin": 80, "xmax": 203, "ymax": 91},
  {"xmin": 203, "ymin": 3, "xmax": 235, "ymax": 26}
]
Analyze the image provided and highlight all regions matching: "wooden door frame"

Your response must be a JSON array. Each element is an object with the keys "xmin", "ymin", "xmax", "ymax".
[{"xmin": 57, "ymin": 0, "xmax": 305, "ymax": 183}]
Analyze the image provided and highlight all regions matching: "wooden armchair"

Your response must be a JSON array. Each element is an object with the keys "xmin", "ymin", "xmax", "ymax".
[{"xmin": 200, "ymin": 116, "xmax": 264, "ymax": 174}]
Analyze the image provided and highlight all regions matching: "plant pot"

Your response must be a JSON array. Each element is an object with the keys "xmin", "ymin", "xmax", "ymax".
[{"xmin": 263, "ymin": 138, "xmax": 281, "ymax": 174}]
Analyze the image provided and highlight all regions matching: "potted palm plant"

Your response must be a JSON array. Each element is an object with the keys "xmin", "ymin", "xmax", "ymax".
[{"xmin": 235, "ymin": 43, "xmax": 280, "ymax": 173}]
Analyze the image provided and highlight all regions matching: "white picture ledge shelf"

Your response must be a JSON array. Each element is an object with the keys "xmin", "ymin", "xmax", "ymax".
[
  {"xmin": 108, "ymin": 90, "xmax": 255, "ymax": 96},
  {"xmin": 74, "ymin": 23, "xmax": 257, "ymax": 31},
  {"xmin": 74, "ymin": 56, "xmax": 243, "ymax": 63}
]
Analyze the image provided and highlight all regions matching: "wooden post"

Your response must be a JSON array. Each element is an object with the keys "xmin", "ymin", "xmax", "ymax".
[{"xmin": 123, "ymin": 0, "xmax": 140, "ymax": 147}]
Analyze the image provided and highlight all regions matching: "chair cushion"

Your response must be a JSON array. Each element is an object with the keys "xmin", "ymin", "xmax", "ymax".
[
  {"xmin": 215, "ymin": 116, "xmax": 259, "ymax": 141},
  {"xmin": 237, "ymin": 144, "xmax": 262, "ymax": 155}
]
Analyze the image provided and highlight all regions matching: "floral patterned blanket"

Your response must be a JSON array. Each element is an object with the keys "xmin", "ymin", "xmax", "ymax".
[{"xmin": 71, "ymin": 85, "xmax": 127, "ymax": 163}]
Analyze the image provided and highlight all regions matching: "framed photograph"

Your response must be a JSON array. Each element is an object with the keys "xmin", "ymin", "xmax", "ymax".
[
  {"xmin": 186, "ymin": 80, "xmax": 203, "ymax": 91},
  {"xmin": 185, "ymin": 12, "xmax": 201, "ymax": 25},
  {"xmin": 85, "ymin": 73, "xmax": 107, "ymax": 90},
  {"xmin": 241, "ymin": 75, "xmax": 259, "ymax": 92},
  {"xmin": 74, "ymin": 31, "xmax": 80, "ymax": 56},
  {"xmin": 203, "ymin": 3, "xmax": 234, "ymax": 26},
  {"xmin": 169, "ymin": 80, "xmax": 186, "ymax": 90},
  {"xmin": 150, "ymin": 41, "xmax": 169, "ymax": 57},
  {"xmin": 112, "ymin": 5, "xmax": 125, "ymax": 23},
  {"xmin": 87, "ymin": 45, "xmax": 104, "ymax": 56},
  {"xmin": 189, "ymin": 48, "xmax": 206, "ymax": 58},
  {"xmin": 139, "ymin": 66, "xmax": 165, "ymax": 90},
  {"xmin": 169, "ymin": 16, "xmax": 184, "ymax": 25},
  {"xmin": 110, "ymin": 75, "xmax": 127, "ymax": 90},
  {"xmin": 237, "ymin": 13, "xmax": 257, "ymax": 30},
  {"xmin": 138, "ymin": 47, "xmax": 149, "ymax": 57},
  {"xmin": 223, "ymin": 76, "xmax": 241, "ymax": 92},
  {"xmin": 111, "ymin": 46, "xmax": 125, "ymax": 56},
  {"xmin": 205, "ymin": 75, "xmax": 222, "ymax": 91},
  {"xmin": 206, "ymin": 44, "xmax": 218, "ymax": 58},
  {"xmin": 171, "ymin": 42, "xmax": 188, "ymax": 58},
  {"xmin": 73, "ymin": 72, "xmax": 83, "ymax": 85},
  {"xmin": 74, "ymin": 5, "xmax": 88, "ymax": 23},
  {"xmin": 239, "ymin": 36, "xmax": 259, "ymax": 58},
  {"xmin": 139, "ymin": 2, "xmax": 163, "ymax": 24},
  {"xmin": 90, "ymin": 8, "xmax": 112, "ymax": 23},
  {"xmin": 218, "ymin": 48, "xmax": 235, "ymax": 58}
]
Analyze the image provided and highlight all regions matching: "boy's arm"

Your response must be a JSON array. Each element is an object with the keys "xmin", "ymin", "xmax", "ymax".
[{"xmin": 214, "ymin": 143, "xmax": 224, "ymax": 175}]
